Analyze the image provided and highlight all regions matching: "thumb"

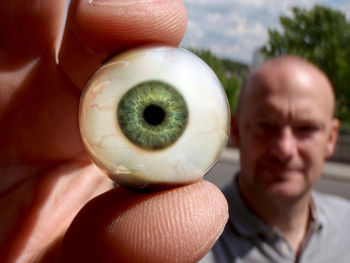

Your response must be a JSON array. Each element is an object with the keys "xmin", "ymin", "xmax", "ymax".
[{"xmin": 57, "ymin": 180, "xmax": 228, "ymax": 263}]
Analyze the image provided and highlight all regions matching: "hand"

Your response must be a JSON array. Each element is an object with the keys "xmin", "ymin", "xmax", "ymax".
[{"xmin": 0, "ymin": 1, "xmax": 228, "ymax": 262}]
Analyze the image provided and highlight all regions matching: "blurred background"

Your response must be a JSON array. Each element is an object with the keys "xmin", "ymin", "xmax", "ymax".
[{"xmin": 179, "ymin": 1, "xmax": 350, "ymax": 199}]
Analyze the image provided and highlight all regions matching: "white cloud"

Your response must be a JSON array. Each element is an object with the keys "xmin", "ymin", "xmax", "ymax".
[
  {"xmin": 181, "ymin": 0, "xmax": 350, "ymax": 64},
  {"xmin": 225, "ymin": 20, "xmax": 265, "ymax": 39},
  {"xmin": 207, "ymin": 12, "xmax": 222, "ymax": 24},
  {"xmin": 186, "ymin": 20, "xmax": 204, "ymax": 40}
]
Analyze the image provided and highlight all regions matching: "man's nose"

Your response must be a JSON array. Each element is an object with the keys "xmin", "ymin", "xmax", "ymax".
[{"xmin": 270, "ymin": 126, "xmax": 297, "ymax": 161}]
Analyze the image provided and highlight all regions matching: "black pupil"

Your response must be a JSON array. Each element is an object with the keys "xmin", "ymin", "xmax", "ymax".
[{"xmin": 143, "ymin": 105, "xmax": 165, "ymax": 126}]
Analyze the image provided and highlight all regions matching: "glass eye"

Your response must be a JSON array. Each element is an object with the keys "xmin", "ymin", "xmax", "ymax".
[{"xmin": 79, "ymin": 45, "xmax": 230, "ymax": 189}]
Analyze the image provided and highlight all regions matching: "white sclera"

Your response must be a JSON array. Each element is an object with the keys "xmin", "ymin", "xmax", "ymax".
[{"xmin": 79, "ymin": 45, "xmax": 230, "ymax": 189}]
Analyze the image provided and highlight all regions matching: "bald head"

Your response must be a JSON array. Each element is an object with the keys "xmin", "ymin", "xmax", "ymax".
[
  {"xmin": 237, "ymin": 56, "xmax": 336, "ymax": 119},
  {"xmin": 233, "ymin": 55, "xmax": 340, "ymax": 203}
]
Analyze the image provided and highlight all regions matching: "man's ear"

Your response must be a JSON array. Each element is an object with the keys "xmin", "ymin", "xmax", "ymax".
[
  {"xmin": 230, "ymin": 114, "xmax": 240, "ymax": 148},
  {"xmin": 325, "ymin": 118, "xmax": 339, "ymax": 158}
]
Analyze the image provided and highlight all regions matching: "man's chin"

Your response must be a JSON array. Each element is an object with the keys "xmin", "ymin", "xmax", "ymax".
[{"xmin": 264, "ymin": 181, "xmax": 307, "ymax": 201}]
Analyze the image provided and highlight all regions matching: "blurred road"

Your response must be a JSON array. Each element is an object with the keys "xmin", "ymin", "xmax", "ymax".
[{"xmin": 206, "ymin": 148, "xmax": 350, "ymax": 200}]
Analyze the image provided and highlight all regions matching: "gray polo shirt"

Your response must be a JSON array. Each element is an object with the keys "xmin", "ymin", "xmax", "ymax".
[{"xmin": 200, "ymin": 176, "xmax": 350, "ymax": 263}]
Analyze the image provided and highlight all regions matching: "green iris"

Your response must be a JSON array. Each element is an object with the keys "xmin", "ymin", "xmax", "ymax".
[{"xmin": 117, "ymin": 80, "xmax": 189, "ymax": 150}]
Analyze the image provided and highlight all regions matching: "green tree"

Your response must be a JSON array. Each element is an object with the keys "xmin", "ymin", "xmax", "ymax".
[{"xmin": 261, "ymin": 5, "xmax": 350, "ymax": 128}]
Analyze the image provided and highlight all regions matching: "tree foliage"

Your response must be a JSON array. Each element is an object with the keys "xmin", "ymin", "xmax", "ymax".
[
  {"xmin": 261, "ymin": 5, "xmax": 350, "ymax": 128},
  {"xmin": 188, "ymin": 48, "xmax": 248, "ymax": 112}
]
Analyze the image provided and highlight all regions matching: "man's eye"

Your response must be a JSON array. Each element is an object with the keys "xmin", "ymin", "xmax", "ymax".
[
  {"xmin": 79, "ymin": 46, "xmax": 230, "ymax": 189},
  {"xmin": 255, "ymin": 122, "xmax": 276, "ymax": 132},
  {"xmin": 258, "ymin": 123, "xmax": 273, "ymax": 129},
  {"xmin": 294, "ymin": 125, "xmax": 318, "ymax": 135}
]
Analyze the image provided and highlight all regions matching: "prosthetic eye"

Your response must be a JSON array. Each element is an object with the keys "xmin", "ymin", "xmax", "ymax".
[{"xmin": 79, "ymin": 45, "xmax": 230, "ymax": 189}]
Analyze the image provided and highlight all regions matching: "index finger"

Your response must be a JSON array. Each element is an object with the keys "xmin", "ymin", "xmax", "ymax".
[{"xmin": 58, "ymin": 0, "xmax": 187, "ymax": 88}]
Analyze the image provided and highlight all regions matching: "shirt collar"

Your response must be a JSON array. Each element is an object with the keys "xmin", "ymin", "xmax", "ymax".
[
  {"xmin": 310, "ymin": 192, "xmax": 326, "ymax": 231},
  {"xmin": 223, "ymin": 175, "xmax": 324, "ymax": 237},
  {"xmin": 224, "ymin": 176, "xmax": 272, "ymax": 237}
]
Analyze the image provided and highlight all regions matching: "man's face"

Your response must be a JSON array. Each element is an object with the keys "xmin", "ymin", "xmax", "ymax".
[{"xmin": 234, "ymin": 62, "xmax": 339, "ymax": 200}]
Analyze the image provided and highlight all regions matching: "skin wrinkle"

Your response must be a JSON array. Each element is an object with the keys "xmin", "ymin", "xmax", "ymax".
[
  {"xmin": 0, "ymin": 60, "xmax": 83, "ymax": 166},
  {"xmin": 1, "ymin": 163, "xmax": 72, "ymax": 261},
  {"xmin": 2, "ymin": 162, "xmax": 111, "ymax": 263},
  {"xmin": 0, "ymin": 56, "xmax": 41, "ymax": 118},
  {"xmin": 0, "ymin": 176, "xmax": 36, "ymax": 248},
  {"xmin": 0, "ymin": 165, "xmax": 42, "ymax": 196}
]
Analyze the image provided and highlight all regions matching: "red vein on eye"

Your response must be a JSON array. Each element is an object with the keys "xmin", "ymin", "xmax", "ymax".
[
  {"xmin": 88, "ymin": 104, "xmax": 115, "ymax": 111},
  {"xmin": 84, "ymin": 80, "xmax": 110, "ymax": 108},
  {"xmin": 94, "ymin": 134, "xmax": 118, "ymax": 149}
]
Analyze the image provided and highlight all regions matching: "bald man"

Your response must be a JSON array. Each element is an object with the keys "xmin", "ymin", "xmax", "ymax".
[{"xmin": 205, "ymin": 56, "xmax": 350, "ymax": 262}]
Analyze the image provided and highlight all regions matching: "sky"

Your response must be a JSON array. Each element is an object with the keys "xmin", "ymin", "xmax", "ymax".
[{"xmin": 180, "ymin": 0, "xmax": 350, "ymax": 65}]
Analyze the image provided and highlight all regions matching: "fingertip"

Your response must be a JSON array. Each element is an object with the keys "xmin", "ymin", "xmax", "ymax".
[
  {"xmin": 59, "ymin": 0, "xmax": 187, "ymax": 88},
  {"xmin": 75, "ymin": 0, "xmax": 187, "ymax": 52},
  {"xmin": 58, "ymin": 180, "xmax": 228, "ymax": 263}
]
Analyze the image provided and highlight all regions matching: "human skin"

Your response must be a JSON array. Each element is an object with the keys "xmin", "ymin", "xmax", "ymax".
[
  {"xmin": 0, "ymin": 1, "xmax": 228, "ymax": 262},
  {"xmin": 231, "ymin": 56, "xmax": 339, "ymax": 251}
]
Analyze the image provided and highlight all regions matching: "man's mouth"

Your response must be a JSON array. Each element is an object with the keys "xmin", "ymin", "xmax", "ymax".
[{"xmin": 259, "ymin": 163, "xmax": 303, "ymax": 176}]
